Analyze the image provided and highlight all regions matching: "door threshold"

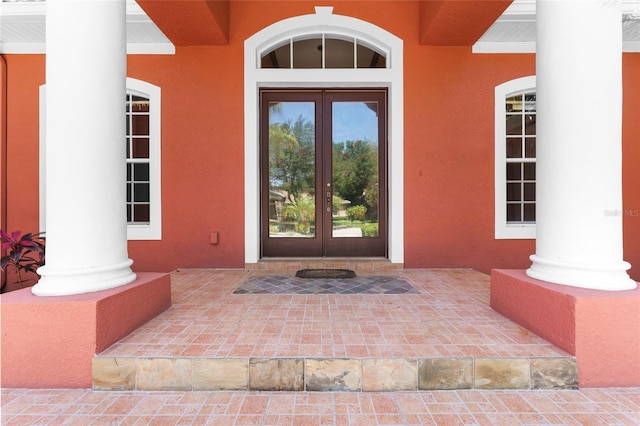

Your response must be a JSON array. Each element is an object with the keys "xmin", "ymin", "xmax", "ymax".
[{"xmin": 246, "ymin": 258, "xmax": 403, "ymax": 272}]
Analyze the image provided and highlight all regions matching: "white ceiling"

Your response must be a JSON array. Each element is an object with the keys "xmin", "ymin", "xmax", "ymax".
[
  {"xmin": 0, "ymin": 0, "xmax": 174, "ymax": 54},
  {"xmin": 0, "ymin": 0, "xmax": 639, "ymax": 55},
  {"xmin": 474, "ymin": 0, "xmax": 640, "ymax": 53}
]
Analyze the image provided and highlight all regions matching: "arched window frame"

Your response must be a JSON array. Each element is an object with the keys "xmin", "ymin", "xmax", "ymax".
[
  {"xmin": 39, "ymin": 77, "xmax": 162, "ymax": 240},
  {"xmin": 244, "ymin": 7, "xmax": 404, "ymax": 264},
  {"xmin": 495, "ymin": 76, "xmax": 536, "ymax": 239}
]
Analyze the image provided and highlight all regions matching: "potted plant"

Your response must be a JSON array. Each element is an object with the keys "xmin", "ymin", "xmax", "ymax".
[{"xmin": 0, "ymin": 230, "xmax": 46, "ymax": 292}]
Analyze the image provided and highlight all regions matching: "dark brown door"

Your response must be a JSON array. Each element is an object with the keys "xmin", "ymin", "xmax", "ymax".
[{"xmin": 260, "ymin": 90, "xmax": 387, "ymax": 258}]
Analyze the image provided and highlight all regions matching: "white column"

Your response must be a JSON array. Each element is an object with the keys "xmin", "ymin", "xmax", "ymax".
[
  {"xmin": 33, "ymin": 0, "xmax": 136, "ymax": 296},
  {"xmin": 527, "ymin": 0, "xmax": 636, "ymax": 291}
]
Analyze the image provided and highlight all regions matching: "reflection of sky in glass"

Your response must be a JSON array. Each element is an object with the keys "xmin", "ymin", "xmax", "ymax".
[
  {"xmin": 333, "ymin": 102, "xmax": 378, "ymax": 144},
  {"xmin": 270, "ymin": 102, "xmax": 314, "ymax": 125},
  {"xmin": 272, "ymin": 102, "xmax": 377, "ymax": 144}
]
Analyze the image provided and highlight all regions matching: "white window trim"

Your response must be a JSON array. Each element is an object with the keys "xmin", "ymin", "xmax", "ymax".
[
  {"xmin": 39, "ymin": 78, "xmax": 162, "ymax": 240},
  {"xmin": 495, "ymin": 75, "xmax": 536, "ymax": 239},
  {"xmin": 244, "ymin": 6, "xmax": 404, "ymax": 264}
]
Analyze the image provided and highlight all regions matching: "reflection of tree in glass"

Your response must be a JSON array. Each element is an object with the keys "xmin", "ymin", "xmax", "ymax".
[
  {"xmin": 269, "ymin": 115, "xmax": 315, "ymax": 202},
  {"xmin": 282, "ymin": 194, "xmax": 314, "ymax": 234},
  {"xmin": 332, "ymin": 140, "xmax": 378, "ymax": 219}
]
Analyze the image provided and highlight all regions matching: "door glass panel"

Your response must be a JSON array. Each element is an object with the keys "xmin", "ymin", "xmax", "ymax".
[
  {"xmin": 268, "ymin": 101, "xmax": 316, "ymax": 238},
  {"xmin": 331, "ymin": 101, "xmax": 379, "ymax": 238}
]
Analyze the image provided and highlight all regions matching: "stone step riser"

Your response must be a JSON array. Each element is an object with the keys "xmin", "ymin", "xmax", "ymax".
[{"xmin": 93, "ymin": 356, "xmax": 578, "ymax": 392}]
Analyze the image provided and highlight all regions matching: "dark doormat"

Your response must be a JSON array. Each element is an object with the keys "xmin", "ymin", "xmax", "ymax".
[
  {"xmin": 295, "ymin": 269, "xmax": 356, "ymax": 279},
  {"xmin": 234, "ymin": 275, "xmax": 419, "ymax": 295}
]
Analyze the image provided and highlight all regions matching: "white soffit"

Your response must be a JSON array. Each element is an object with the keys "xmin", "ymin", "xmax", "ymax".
[
  {"xmin": 0, "ymin": 0, "xmax": 175, "ymax": 54},
  {"xmin": 473, "ymin": 0, "xmax": 640, "ymax": 53}
]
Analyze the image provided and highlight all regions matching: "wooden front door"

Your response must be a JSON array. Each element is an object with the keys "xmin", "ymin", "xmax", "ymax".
[{"xmin": 260, "ymin": 89, "xmax": 387, "ymax": 258}]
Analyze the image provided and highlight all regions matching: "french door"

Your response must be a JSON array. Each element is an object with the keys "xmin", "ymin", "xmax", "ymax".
[{"xmin": 260, "ymin": 90, "xmax": 387, "ymax": 257}]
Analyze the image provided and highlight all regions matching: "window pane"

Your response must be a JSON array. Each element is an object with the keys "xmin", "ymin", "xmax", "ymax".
[
  {"xmin": 524, "ymin": 183, "xmax": 536, "ymax": 201},
  {"xmin": 524, "ymin": 203, "xmax": 536, "ymax": 221},
  {"xmin": 325, "ymin": 37, "xmax": 354, "ymax": 68},
  {"xmin": 133, "ymin": 183, "xmax": 150, "ymax": 202},
  {"xmin": 507, "ymin": 204, "xmax": 521, "ymax": 222},
  {"xmin": 126, "ymin": 183, "xmax": 132, "ymax": 202},
  {"xmin": 507, "ymin": 183, "xmax": 521, "ymax": 201},
  {"xmin": 132, "ymin": 96, "xmax": 149, "ymax": 112},
  {"xmin": 133, "ymin": 163, "xmax": 150, "ymax": 181},
  {"xmin": 132, "ymin": 138, "xmax": 150, "ymax": 159},
  {"xmin": 506, "ymin": 138, "xmax": 522, "ymax": 158},
  {"xmin": 525, "ymin": 114, "xmax": 536, "ymax": 135},
  {"xmin": 293, "ymin": 36, "xmax": 322, "ymax": 69},
  {"xmin": 524, "ymin": 93, "xmax": 536, "ymax": 112},
  {"xmin": 261, "ymin": 41, "xmax": 290, "ymax": 68},
  {"xmin": 133, "ymin": 204, "xmax": 150, "ymax": 222},
  {"xmin": 357, "ymin": 41, "xmax": 386, "ymax": 68},
  {"xmin": 506, "ymin": 95, "xmax": 522, "ymax": 112},
  {"xmin": 132, "ymin": 115, "xmax": 149, "ymax": 136},
  {"xmin": 126, "ymin": 163, "xmax": 132, "ymax": 181},
  {"xmin": 506, "ymin": 163, "xmax": 521, "ymax": 180},
  {"xmin": 525, "ymin": 137, "xmax": 536, "ymax": 158},
  {"xmin": 506, "ymin": 115, "xmax": 522, "ymax": 135},
  {"xmin": 127, "ymin": 205, "xmax": 132, "ymax": 222},
  {"xmin": 523, "ymin": 162, "xmax": 536, "ymax": 180}
]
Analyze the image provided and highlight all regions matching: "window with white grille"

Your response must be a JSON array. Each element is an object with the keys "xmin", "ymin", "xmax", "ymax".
[
  {"xmin": 126, "ymin": 93, "xmax": 151, "ymax": 224},
  {"xmin": 125, "ymin": 78, "xmax": 161, "ymax": 240},
  {"xmin": 39, "ymin": 78, "xmax": 161, "ymax": 240},
  {"xmin": 495, "ymin": 76, "xmax": 536, "ymax": 239},
  {"xmin": 506, "ymin": 92, "xmax": 536, "ymax": 224}
]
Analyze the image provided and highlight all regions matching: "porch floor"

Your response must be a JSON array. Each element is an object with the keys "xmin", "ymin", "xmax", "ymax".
[{"xmin": 94, "ymin": 264, "xmax": 577, "ymax": 392}]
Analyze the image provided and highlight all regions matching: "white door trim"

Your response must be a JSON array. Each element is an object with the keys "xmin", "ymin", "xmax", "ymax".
[{"xmin": 244, "ymin": 7, "xmax": 404, "ymax": 264}]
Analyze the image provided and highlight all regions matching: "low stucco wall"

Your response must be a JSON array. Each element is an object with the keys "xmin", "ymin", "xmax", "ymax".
[
  {"xmin": 1, "ymin": 273, "xmax": 171, "ymax": 388},
  {"xmin": 491, "ymin": 269, "xmax": 640, "ymax": 387}
]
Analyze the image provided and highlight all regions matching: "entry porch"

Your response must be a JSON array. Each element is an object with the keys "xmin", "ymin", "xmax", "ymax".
[{"xmin": 91, "ymin": 262, "xmax": 577, "ymax": 392}]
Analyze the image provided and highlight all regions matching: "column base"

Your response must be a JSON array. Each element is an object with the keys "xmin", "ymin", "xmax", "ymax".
[
  {"xmin": 1, "ymin": 272, "xmax": 171, "ymax": 388},
  {"xmin": 491, "ymin": 269, "xmax": 640, "ymax": 387},
  {"xmin": 33, "ymin": 259, "xmax": 137, "ymax": 296},
  {"xmin": 527, "ymin": 254, "xmax": 636, "ymax": 291}
]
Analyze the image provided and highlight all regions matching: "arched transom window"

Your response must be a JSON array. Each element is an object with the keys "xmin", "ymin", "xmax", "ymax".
[{"xmin": 260, "ymin": 34, "xmax": 386, "ymax": 69}]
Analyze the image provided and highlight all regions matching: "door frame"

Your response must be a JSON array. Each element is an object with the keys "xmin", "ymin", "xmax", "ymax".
[
  {"xmin": 244, "ymin": 7, "xmax": 404, "ymax": 263},
  {"xmin": 260, "ymin": 89, "xmax": 388, "ymax": 258}
]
